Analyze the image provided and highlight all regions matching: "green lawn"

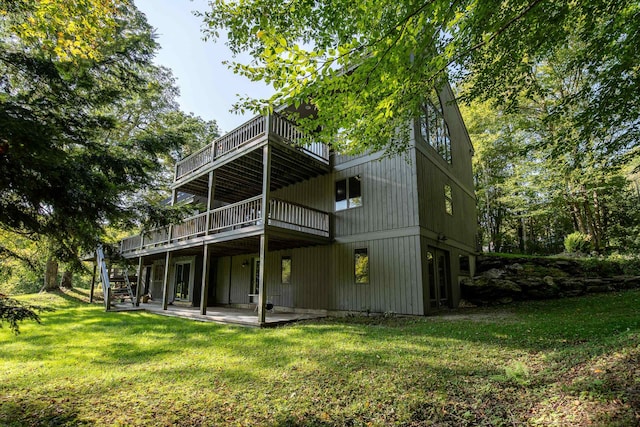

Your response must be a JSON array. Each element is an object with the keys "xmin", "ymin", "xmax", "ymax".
[{"xmin": 1, "ymin": 290, "xmax": 639, "ymax": 426}]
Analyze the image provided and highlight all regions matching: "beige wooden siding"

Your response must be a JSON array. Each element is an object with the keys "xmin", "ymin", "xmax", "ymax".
[
  {"xmin": 332, "ymin": 152, "xmax": 369, "ymax": 165},
  {"xmin": 270, "ymin": 173, "xmax": 333, "ymax": 212},
  {"xmin": 329, "ymin": 236, "xmax": 423, "ymax": 315},
  {"xmin": 215, "ymin": 245, "xmax": 332, "ymax": 309},
  {"xmin": 334, "ymin": 153, "xmax": 419, "ymax": 237},
  {"xmin": 214, "ymin": 256, "xmax": 230, "ymax": 304},
  {"xmin": 264, "ymin": 246, "xmax": 332, "ymax": 309},
  {"xmin": 416, "ymin": 151, "xmax": 476, "ymax": 249}
]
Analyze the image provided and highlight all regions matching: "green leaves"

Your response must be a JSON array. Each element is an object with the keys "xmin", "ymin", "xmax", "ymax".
[{"xmin": 0, "ymin": 2, "xmax": 216, "ymax": 266}]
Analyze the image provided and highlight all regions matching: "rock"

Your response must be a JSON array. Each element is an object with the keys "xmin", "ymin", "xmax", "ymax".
[
  {"xmin": 482, "ymin": 268, "xmax": 505, "ymax": 279},
  {"xmin": 491, "ymin": 279, "xmax": 522, "ymax": 294},
  {"xmin": 586, "ymin": 285, "xmax": 613, "ymax": 293},
  {"xmin": 515, "ymin": 276, "xmax": 558, "ymax": 299},
  {"xmin": 507, "ymin": 263, "xmax": 524, "ymax": 272},
  {"xmin": 558, "ymin": 278, "xmax": 585, "ymax": 291}
]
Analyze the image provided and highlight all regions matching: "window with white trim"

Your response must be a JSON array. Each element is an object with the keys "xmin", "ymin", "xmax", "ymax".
[{"xmin": 335, "ymin": 175, "xmax": 362, "ymax": 211}]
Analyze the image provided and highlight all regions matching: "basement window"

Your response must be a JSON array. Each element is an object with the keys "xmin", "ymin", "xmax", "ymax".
[{"xmin": 335, "ymin": 175, "xmax": 362, "ymax": 211}]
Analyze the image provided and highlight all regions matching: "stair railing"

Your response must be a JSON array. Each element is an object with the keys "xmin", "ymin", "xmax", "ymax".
[{"xmin": 96, "ymin": 245, "xmax": 111, "ymax": 311}]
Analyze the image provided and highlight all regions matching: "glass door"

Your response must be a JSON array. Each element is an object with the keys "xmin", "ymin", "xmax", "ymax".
[
  {"xmin": 426, "ymin": 247, "xmax": 451, "ymax": 308},
  {"xmin": 174, "ymin": 262, "xmax": 191, "ymax": 301}
]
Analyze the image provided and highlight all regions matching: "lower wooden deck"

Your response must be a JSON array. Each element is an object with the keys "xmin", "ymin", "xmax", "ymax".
[{"xmin": 109, "ymin": 301, "xmax": 327, "ymax": 328}]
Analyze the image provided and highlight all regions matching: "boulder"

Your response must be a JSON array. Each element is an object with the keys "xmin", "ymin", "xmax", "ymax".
[{"xmin": 482, "ymin": 268, "xmax": 505, "ymax": 279}]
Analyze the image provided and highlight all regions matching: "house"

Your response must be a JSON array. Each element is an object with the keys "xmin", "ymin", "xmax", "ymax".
[{"xmin": 117, "ymin": 82, "xmax": 476, "ymax": 325}]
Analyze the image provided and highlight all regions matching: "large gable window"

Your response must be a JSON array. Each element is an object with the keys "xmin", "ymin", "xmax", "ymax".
[
  {"xmin": 420, "ymin": 89, "xmax": 452, "ymax": 164},
  {"xmin": 335, "ymin": 175, "xmax": 362, "ymax": 211}
]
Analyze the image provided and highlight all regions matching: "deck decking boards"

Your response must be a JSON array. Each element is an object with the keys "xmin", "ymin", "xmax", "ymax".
[{"xmin": 109, "ymin": 301, "xmax": 326, "ymax": 327}]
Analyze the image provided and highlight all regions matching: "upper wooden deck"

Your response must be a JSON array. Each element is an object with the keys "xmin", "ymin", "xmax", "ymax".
[{"xmin": 174, "ymin": 113, "xmax": 329, "ymax": 188}]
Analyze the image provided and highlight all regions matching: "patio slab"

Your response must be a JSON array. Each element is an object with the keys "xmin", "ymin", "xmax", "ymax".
[{"xmin": 109, "ymin": 301, "xmax": 326, "ymax": 327}]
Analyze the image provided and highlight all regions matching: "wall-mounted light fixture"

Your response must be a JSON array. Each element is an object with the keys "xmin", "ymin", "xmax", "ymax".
[
  {"xmin": 437, "ymin": 233, "xmax": 447, "ymax": 242},
  {"xmin": 242, "ymin": 260, "xmax": 249, "ymax": 268}
]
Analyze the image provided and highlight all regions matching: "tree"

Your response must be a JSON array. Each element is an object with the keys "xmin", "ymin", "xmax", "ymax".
[
  {"xmin": 0, "ymin": 293, "xmax": 51, "ymax": 334},
  {"xmin": 201, "ymin": 0, "xmax": 639, "ymax": 158},
  {"xmin": 0, "ymin": 2, "xmax": 210, "ymax": 271},
  {"xmin": 461, "ymin": 46, "xmax": 640, "ymax": 255}
]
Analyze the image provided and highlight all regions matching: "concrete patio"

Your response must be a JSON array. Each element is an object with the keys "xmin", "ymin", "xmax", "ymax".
[{"xmin": 109, "ymin": 300, "xmax": 327, "ymax": 327}]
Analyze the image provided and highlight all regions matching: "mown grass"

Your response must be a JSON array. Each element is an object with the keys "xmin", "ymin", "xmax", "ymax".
[{"xmin": 1, "ymin": 289, "xmax": 639, "ymax": 426}]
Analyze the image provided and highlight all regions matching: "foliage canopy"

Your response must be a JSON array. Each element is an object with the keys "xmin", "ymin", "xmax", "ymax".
[
  {"xmin": 0, "ymin": 1, "xmax": 218, "ymax": 269},
  {"xmin": 203, "ymin": 0, "xmax": 639, "ymax": 157}
]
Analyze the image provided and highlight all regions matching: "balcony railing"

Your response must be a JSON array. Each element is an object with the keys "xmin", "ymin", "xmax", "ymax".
[
  {"xmin": 119, "ymin": 197, "xmax": 330, "ymax": 255},
  {"xmin": 268, "ymin": 199, "xmax": 330, "ymax": 237},
  {"xmin": 210, "ymin": 196, "xmax": 262, "ymax": 232},
  {"xmin": 172, "ymin": 212, "xmax": 207, "ymax": 240},
  {"xmin": 270, "ymin": 114, "xmax": 330, "ymax": 162},
  {"xmin": 175, "ymin": 113, "xmax": 329, "ymax": 180}
]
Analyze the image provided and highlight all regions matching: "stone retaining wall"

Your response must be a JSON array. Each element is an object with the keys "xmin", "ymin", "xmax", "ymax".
[{"xmin": 461, "ymin": 256, "xmax": 640, "ymax": 305}]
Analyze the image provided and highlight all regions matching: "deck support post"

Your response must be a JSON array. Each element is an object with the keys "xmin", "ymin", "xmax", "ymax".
[
  {"xmin": 162, "ymin": 251, "xmax": 171, "ymax": 310},
  {"xmin": 205, "ymin": 171, "xmax": 215, "ymax": 234},
  {"xmin": 135, "ymin": 256, "xmax": 143, "ymax": 307},
  {"xmin": 89, "ymin": 262, "xmax": 97, "ymax": 303},
  {"xmin": 257, "ymin": 143, "xmax": 271, "ymax": 326},
  {"xmin": 257, "ymin": 234, "xmax": 269, "ymax": 325},
  {"xmin": 168, "ymin": 189, "xmax": 177, "ymax": 243},
  {"xmin": 200, "ymin": 244, "xmax": 210, "ymax": 315}
]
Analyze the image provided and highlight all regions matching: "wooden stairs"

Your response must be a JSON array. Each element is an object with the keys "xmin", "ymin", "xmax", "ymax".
[
  {"xmin": 109, "ymin": 272, "xmax": 137, "ymax": 305},
  {"xmin": 96, "ymin": 245, "xmax": 137, "ymax": 310}
]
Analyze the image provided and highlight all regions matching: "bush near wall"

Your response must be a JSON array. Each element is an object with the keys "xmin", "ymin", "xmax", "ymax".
[{"xmin": 461, "ymin": 254, "xmax": 640, "ymax": 305}]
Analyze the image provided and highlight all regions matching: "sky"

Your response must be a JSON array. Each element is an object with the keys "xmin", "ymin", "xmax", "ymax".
[{"xmin": 134, "ymin": 0, "xmax": 273, "ymax": 133}]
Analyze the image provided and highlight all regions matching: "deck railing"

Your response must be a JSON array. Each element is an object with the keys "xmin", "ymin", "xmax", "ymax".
[
  {"xmin": 215, "ymin": 115, "xmax": 266, "ymax": 158},
  {"xmin": 120, "ymin": 235, "xmax": 142, "ymax": 253},
  {"xmin": 270, "ymin": 114, "xmax": 330, "ymax": 162},
  {"xmin": 174, "ymin": 113, "xmax": 328, "ymax": 180},
  {"xmin": 172, "ymin": 211, "xmax": 207, "ymax": 240},
  {"xmin": 269, "ymin": 199, "xmax": 330, "ymax": 237},
  {"xmin": 175, "ymin": 144, "xmax": 214, "ymax": 179},
  {"xmin": 119, "ymin": 197, "xmax": 330, "ymax": 255},
  {"xmin": 143, "ymin": 227, "xmax": 170, "ymax": 247},
  {"xmin": 210, "ymin": 196, "xmax": 262, "ymax": 232}
]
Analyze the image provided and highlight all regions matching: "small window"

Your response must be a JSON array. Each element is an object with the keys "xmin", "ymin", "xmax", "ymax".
[
  {"xmin": 459, "ymin": 255, "xmax": 470, "ymax": 275},
  {"xmin": 354, "ymin": 248, "xmax": 369, "ymax": 284},
  {"xmin": 335, "ymin": 175, "xmax": 362, "ymax": 211},
  {"xmin": 444, "ymin": 184, "xmax": 453, "ymax": 215},
  {"xmin": 281, "ymin": 256, "xmax": 291, "ymax": 284}
]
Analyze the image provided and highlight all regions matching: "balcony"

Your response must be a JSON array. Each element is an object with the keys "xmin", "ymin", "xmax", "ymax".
[
  {"xmin": 175, "ymin": 113, "xmax": 330, "ymax": 183},
  {"xmin": 120, "ymin": 197, "xmax": 330, "ymax": 257}
]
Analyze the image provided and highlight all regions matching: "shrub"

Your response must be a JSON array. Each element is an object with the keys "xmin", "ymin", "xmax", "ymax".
[{"xmin": 564, "ymin": 232, "xmax": 592, "ymax": 254}]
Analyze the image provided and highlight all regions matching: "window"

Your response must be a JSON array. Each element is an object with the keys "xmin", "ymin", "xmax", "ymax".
[
  {"xmin": 335, "ymin": 175, "xmax": 362, "ymax": 211},
  {"xmin": 444, "ymin": 184, "xmax": 453, "ymax": 215},
  {"xmin": 354, "ymin": 248, "xmax": 369, "ymax": 284},
  {"xmin": 459, "ymin": 255, "xmax": 470, "ymax": 275},
  {"xmin": 420, "ymin": 89, "xmax": 452, "ymax": 163},
  {"xmin": 281, "ymin": 256, "xmax": 291, "ymax": 284}
]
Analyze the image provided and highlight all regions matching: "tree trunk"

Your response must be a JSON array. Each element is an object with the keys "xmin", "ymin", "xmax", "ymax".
[
  {"xmin": 43, "ymin": 257, "xmax": 59, "ymax": 291},
  {"xmin": 60, "ymin": 270, "xmax": 73, "ymax": 289}
]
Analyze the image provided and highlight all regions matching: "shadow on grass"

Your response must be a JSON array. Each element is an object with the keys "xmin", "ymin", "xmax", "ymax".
[
  {"xmin": 0, "ymin": 399, "xmax": 91, "ymax": 427},
  {"xmin": 2, "ymin": 290, "xmax": 639, "ymax": 426}
]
